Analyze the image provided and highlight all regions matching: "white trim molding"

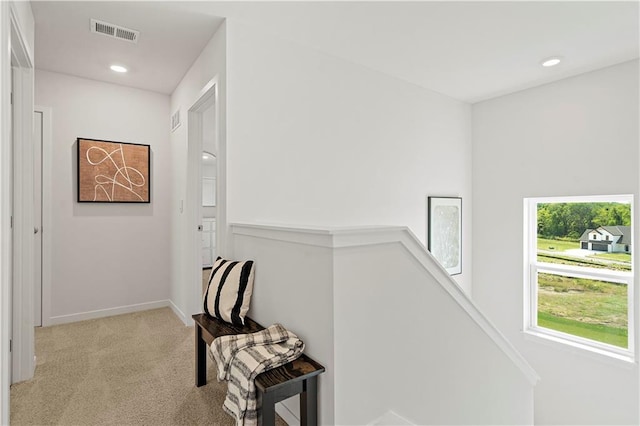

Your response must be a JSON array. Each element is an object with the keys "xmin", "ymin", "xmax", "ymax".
[
  {"xmin": 0, "ymin": 3, "xmax": 11, "ymax": 422},
  {"xmin": 275, "ymin": 401, "xmax": 299, "ymax": 426},
  {"xmin": 2, "ymin": 2, "xmax": 35, "ymax": 421},
  {"xmin": 368, "ymin": 410, "xmax": 415, "ymax": 426},
  {"xmin": 169, "ymin": 299, "xmax": 190, "ymax": 326},
  {"xmin": 48, "ymin": 300, "xmax": 171, "ymax": 326},
  {"xmin": 9, "ymin": 0, "xmax": 36, "ymax": 386},
  {"xmin": 35, "ymin": 106, "xmax": 52, "ymax": 327}
]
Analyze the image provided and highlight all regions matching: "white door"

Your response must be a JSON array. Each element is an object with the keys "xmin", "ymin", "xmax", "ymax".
[
  {"xmin": 33, "ymin": 111, "xmax": 42, "ymax": 327},
  {"xmin": 8, "ymin": 66, "xmax": 16, "ymax": 384}
]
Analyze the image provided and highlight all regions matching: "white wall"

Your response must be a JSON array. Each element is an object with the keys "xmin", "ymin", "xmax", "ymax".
[
  {"xmin": 231, "ymin": 224, "xmax": 536, "ymax": 425},
  {"xmin": 225, "ymin": 21, "xmax": 473, "ymax": 293},
  {"xmin": 35, "ymin": 70, "xmax": 172, "ymax": 323},
  {"xmin": 472, "ymin": 60, "xmax": 639, "ymax": 425},
  {"xmin": 232, "ymin": 226, "xmax": 335, "ymax": 425},
  {"xmin": 334, "ymin": 242, "xmax": 534, "ymax": 425},
  {"xmin": 169, "ymin": 21, "xmax": 226, "ymax": 323}
]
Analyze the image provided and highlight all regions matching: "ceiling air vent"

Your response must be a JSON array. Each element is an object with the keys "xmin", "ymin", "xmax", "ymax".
[
  {"xmin": 171, "ymin": 109, "xmax": 181, "ymax": 132},
  {"xmin": 91, "ymin": 19, "xmax": 139, "ymax": 44}
]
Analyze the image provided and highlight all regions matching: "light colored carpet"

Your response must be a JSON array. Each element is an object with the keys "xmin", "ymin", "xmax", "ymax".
[{"xmin": 10, "ymin": 306, "xmax": 287, "ymax": 425}]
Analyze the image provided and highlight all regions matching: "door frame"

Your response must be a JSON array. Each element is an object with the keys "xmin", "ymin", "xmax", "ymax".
[
  {"xmin": 186, "ymin": 77, "xmax": 226, "ymax": 318},
  {"xmin": 9, "ymin": 5, "xmax": 35, "ymax": 384},
  {"xmin": 33, "ymin": 109, "xmax": 41, "ymax": 327},
  {"xmin": 34, "ymin": 106, "xmax": 52, "ymax": 327},
  {"xmin": 0, "ymin": 4, "xmax": 10, "ymax": 421},
  {"xmin": 1, "ymin": 3, "xmax": 35, "ymax": 422}
]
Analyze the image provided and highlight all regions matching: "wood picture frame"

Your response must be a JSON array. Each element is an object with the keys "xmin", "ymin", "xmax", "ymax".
[
  {"xmin": 428, "ymin": 196, "xmax": 462, "ymax": 275},
  {"xmin": 77, "ymin": 138, "xmax": 150, "ymax": 203}
]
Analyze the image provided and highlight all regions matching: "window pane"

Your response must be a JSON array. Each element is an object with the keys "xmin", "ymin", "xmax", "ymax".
[
  {"xmin": 537, "ymin": 272, "xmax": 628, "ymax": 348},
  {"xmin": 537, "ymin": 202, "xmax": 632, "ymax": 273}
]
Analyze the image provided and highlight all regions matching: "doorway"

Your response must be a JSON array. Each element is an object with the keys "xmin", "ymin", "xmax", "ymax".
[
  {"xmin": 9, "ymin": 47, "xmax": 35, "ymax": 386},
  {"xmin": 186, "ymin": 77, "xmax": 225, "ymax": 317},
  {"xmin": 10, "ymin": 60, "xmax": 35, "ymax": 383},
  {"xmin": 3, "ymin": 5, "xmax": 36, "ymax": 422}
]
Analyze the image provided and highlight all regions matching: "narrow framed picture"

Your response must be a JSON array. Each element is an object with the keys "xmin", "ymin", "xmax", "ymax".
[
  {"xmin": 428, "ymin": 196, "xmax": 462, "ymax": 275},
  {"xmin": 77, "ymin": 138, "xmax": 151, "ymax": 203}
]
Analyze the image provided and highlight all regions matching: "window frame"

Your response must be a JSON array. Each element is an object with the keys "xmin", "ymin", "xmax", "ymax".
[{"xmin": 523, "ymin": 195, "xmax": 635, "ymax": 360}]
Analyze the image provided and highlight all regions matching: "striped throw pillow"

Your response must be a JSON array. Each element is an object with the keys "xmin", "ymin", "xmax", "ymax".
[{"xmin": 203, "ymin": 257, "xmax": 255, "ymax": 325}]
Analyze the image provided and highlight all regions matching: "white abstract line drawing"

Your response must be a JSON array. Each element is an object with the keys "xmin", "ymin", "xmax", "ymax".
[{"xmin": 86, "ymin": 144, "xmax": 146, "ymax": 201}]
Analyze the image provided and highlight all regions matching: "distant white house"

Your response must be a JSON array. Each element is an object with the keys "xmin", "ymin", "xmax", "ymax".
[{"xmin": 579, "ymin": 226, "xmax": 631, "ymax": 253}]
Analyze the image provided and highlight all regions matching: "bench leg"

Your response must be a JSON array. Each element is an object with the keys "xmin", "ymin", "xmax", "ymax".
[
  {"xmin": 300, "ymin": 376, "xmax": 318, "ymax": 426},
  {"xmin": 257, "ymin": 390, "xmax": 276, "ymax": 426},
  {"xmin": 195, "ymin": 325, "xmax": 207, "ymax": 387}
]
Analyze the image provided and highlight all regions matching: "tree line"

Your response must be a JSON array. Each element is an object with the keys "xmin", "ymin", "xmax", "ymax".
[{"xmin": 538, "ymin": 202, "xmax": 631, "ymax": 240}]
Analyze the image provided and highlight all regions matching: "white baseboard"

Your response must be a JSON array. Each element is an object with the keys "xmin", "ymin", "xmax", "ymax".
[
  {"xmin": 169, "ymin": 299, "xmax": 190, "ymax": 326},
  {"xmin": 369, "ymin": 410, "xmax": 415, "ymax": 426},
  {"xmin": 276, "ymin": 402, "xmax": 299, "ymax": 426},
  {"xmin": 47, "ymin": 300, "xmax": 170, "ymax": 325}
]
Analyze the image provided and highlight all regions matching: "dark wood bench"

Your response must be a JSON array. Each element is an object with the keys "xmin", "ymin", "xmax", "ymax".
[{"xmin": 193, "ymin": 313, "xmax": 325, "ymax": 426}]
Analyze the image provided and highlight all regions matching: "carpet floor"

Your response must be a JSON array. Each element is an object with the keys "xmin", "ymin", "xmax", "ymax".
[{"xmin": 10, "ymin": 307, "xmax": 287, "ymax": 425}]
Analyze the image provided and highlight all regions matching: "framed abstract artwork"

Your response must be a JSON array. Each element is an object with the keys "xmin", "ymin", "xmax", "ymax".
[
  {"xmin": 428, "ymin": 196, "xmax": 462, "ymax": 275},
  {"xmin": 77, "ymin": 138, "xmax": 150, "ymax": 203}
]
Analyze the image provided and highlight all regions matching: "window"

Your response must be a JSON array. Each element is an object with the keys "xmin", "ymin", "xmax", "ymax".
[{"xmin": 525, "ymin": 195, "xmax": 634, "ymax": 359}]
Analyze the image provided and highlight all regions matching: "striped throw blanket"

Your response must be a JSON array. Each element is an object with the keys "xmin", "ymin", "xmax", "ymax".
[{"xmin": 209, "ymin": 324, "xmax": 305, "ymax": 425}]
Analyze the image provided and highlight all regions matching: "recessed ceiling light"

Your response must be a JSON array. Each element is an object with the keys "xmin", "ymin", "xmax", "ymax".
[
  {"xmin": 110, "ymin": 65, "xmax": 127, "ymax": 73},
  {"xmin": 541, "ymin": 57, "xmax": 562, "ymax": 67},
  {"xmin": 202, "ymin": 154, "xmax": 209, "ymax": 160}
]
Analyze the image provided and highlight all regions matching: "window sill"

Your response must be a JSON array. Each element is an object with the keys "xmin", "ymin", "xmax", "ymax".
[{"xmin": 524, "ymin": 328, "xmax": 636, "ymax": 367}]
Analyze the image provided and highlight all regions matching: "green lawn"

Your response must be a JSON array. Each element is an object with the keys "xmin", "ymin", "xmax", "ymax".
[
  {"xmin": 535, "ymin": 236, "xmax": 630, "ymax": 348},
  {"xmin": 537, "ymin": 238, "xmax": 580, "ymax": 252},
  {"xmin": 538, "ymin": 312, "xmax": 628, "ymax": 348},
  {"xmin": 588, "ymin": 252, "xmax": 632, "ymax": 263},
  {"xmin": 537, "ymin": 273, "xmax": 628, "ymax": 348}
]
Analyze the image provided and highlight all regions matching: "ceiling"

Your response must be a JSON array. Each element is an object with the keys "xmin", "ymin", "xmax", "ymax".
[
  {"xmin": 31, "ymin": 1, "xmax": 224, "ymax": 94},
  {"xmin": 32, "ymin": 1, "xmax": 639, "ymax": 102}
]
